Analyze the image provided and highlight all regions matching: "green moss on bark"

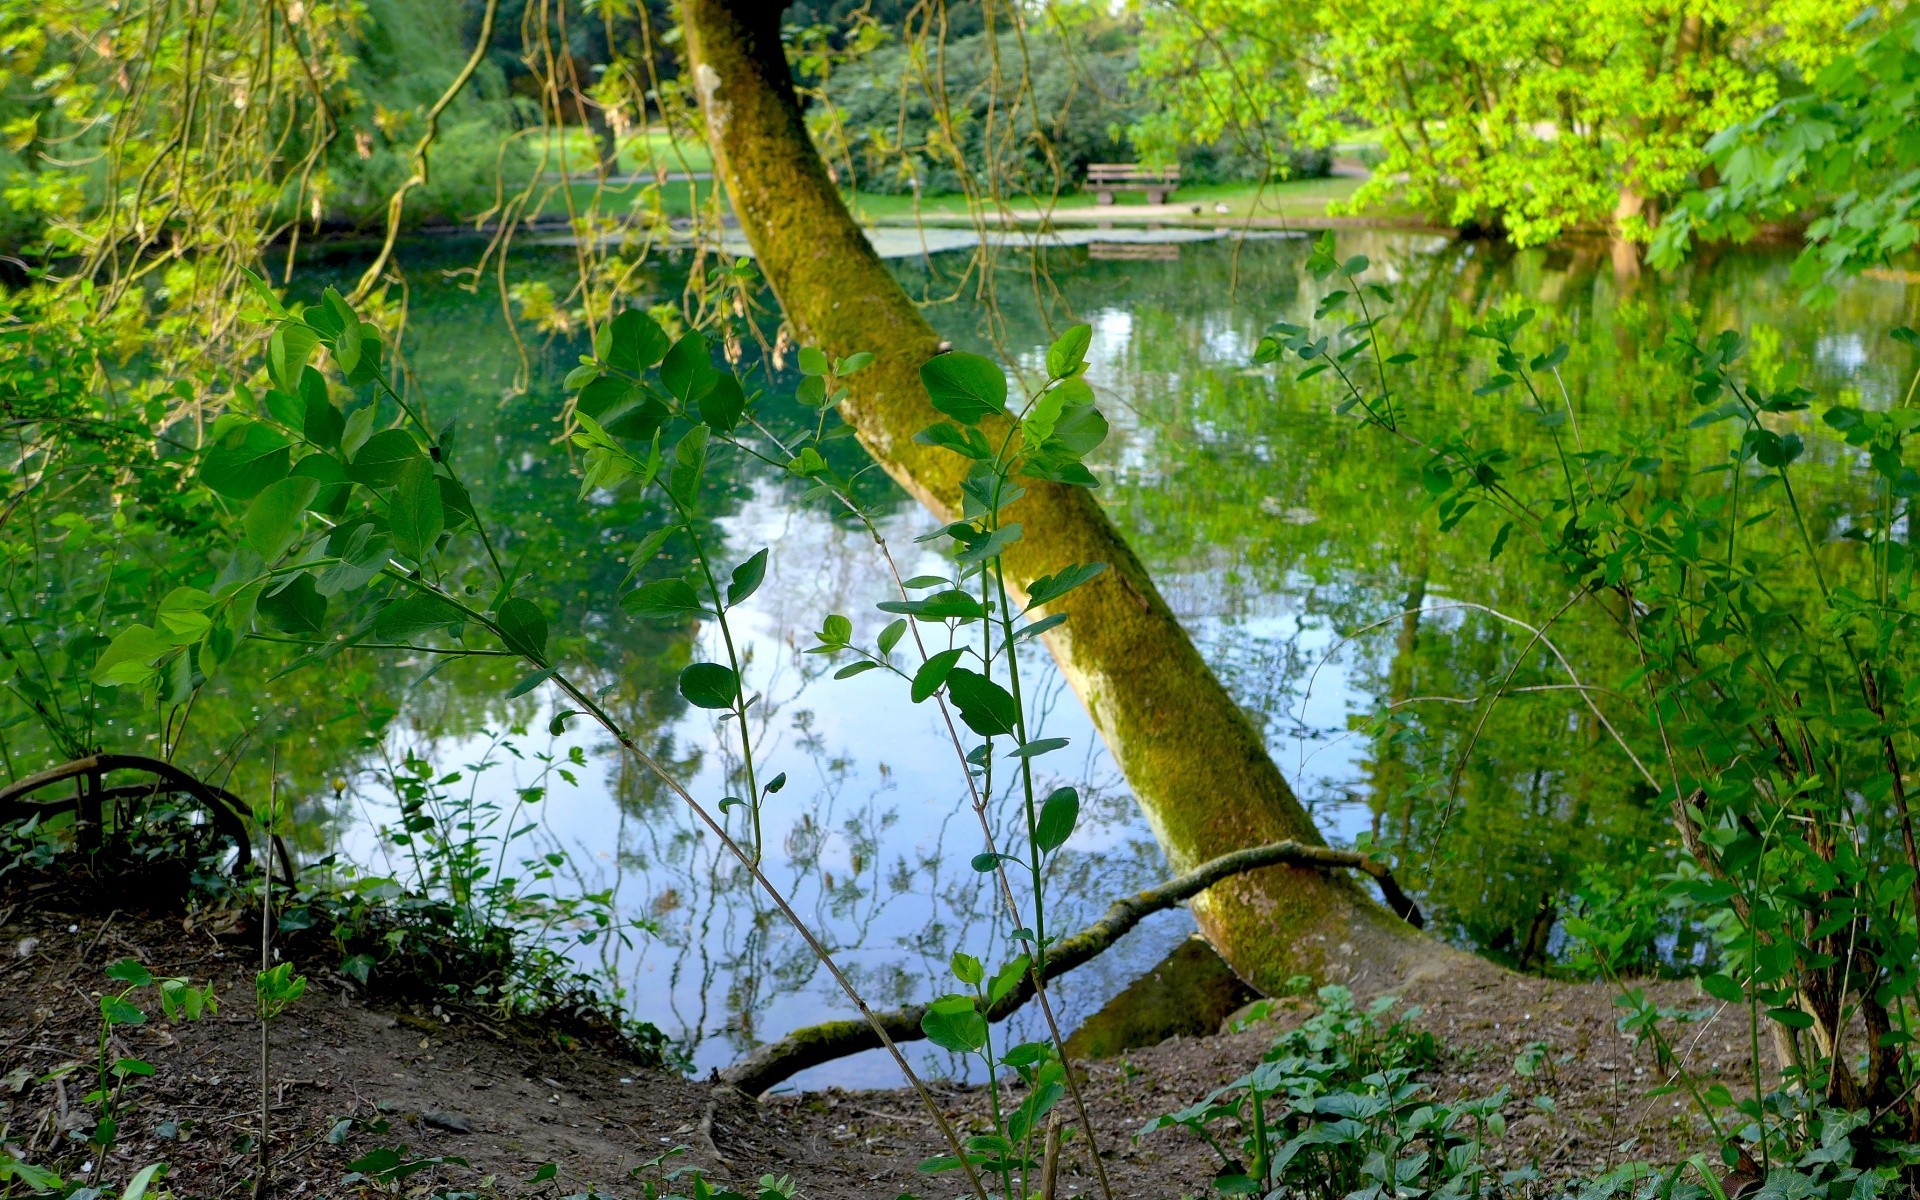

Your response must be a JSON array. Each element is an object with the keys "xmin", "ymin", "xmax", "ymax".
[{"xmin": 680, "ymin": 0, "xmax": 1460, "ymax": 992}]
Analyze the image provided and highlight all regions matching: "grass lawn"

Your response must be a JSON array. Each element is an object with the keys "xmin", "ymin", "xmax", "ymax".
[
  {"xmin": 529, "ymin": 127, "xmax": 714, "ymax": 176},
  {"xmin": 841, "ymin": 175, "xmax": 1388, "ymax": 224}
]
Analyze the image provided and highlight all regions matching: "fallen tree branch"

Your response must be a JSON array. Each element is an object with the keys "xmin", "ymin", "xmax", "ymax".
[
  {"xmin": 720, "ymin": 839, "xmax": 1422, "ymax": 1095},
  {"xmin": 0, "ymin": 753, "xmax": 283, "ymax": 879}
]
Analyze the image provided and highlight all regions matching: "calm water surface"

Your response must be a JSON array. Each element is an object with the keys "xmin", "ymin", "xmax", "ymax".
[{"xmin": 282, "ymin": 231, "xmax": 1916, "ymax": 1085}]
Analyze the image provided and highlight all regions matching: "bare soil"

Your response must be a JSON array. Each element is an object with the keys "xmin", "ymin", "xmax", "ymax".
[{"xmin": 0, "ymin": 896, "xmax": 1756, "ymax": 1199}]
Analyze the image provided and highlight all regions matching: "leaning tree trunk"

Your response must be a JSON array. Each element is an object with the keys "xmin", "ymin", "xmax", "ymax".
[{"xmin": 678, "ymin": 0, "xmax": 1462, "ymax": 992}]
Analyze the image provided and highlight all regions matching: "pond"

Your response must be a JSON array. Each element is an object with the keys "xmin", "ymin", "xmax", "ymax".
[{"xmin": 46, "ymin": 230, "xmax": 1920, "ymax": 1088}]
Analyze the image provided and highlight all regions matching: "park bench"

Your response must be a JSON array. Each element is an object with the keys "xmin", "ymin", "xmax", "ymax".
[{"xmin": 1086, "ymin": 163, "xmax": 1181, "ymax": 205}]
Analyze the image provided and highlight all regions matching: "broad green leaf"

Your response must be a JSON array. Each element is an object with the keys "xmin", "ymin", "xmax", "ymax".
[
  {"xmin": 605, "ymin": 308, "xmax": 670, "ymax": 373},
  {"xmin": 106, "ymin": 959, "xmax": 153, "ymax": 986},
  {"xmin": 202, "ymin": 421, "xmax": 292, "ymax": 500},
  {"xmin": 92, "ymin": 624, "xmax": 169, "ymax": 688},
  {"xmin": 946, "ymin": 667, "xmax": 1018, "ymax": 736},
  {"xmin": 495, "ymin": 597, "xmax": 549, "ymax": 664},
  {"xmin": 698, "ymin": 372, "xmax": 746, "ymax": 432},
  {"xmin": 371, "ymin": 594, "xmax": 464, "ymax": 642},
  {"xmin": 347, "ymin": 428, "xmax": 424, "ymax": 488},
  {"xmin": 987, "ymin": 953, "xmax": 1029, "ymax": 1006},
  {"xmin": 727, "ymin": 549, "xmax": 769, "ymax": 607},
  {"xmin": 1024, "ymin": 562, "xmax": 1107, "ymax": 610},
  {"xmin": 920, "ymin": 994, "xmax": 987, "ymax": 1053},
  {"xmin": 156, "ymin": 587, "xmax": 216, "ymax": 641},
  {"xmin": 920, "ymin": 352, "xmax": 1006, "ymax": 426},
  {"xmin": 269, "ymin": 322, "xmax": 320, "ymax": 392},
  {"xmin": 910, "ymin": 648, "xmax": 966, "ymax": 702},
  {"xmin": 259, "ymin": 575, "xmax": 327, "ymax": 635},
  {"xmin": 244, "ymin": 477, "xmax": 321, "ymax": 561},
  {"xmin": 388, "ymin": 458, "xmax": 445, "ymax": 562},
  {"xmin": 622, "ymin": 579, "xmax": 705, "ymax": 619},
  {"xmin": 798, "ymin": 346, "xmax": 830, "ymax": 376},
  {"xmin": 669, "ymin": 426, "xmax": 709, "ymax": 507},
  {"xmin": 679, "ymin": 662, "xmax": 740, "ymax": 709},
  {"xmin": 661, "ymin": 332, "xmax": 717, "ymax": 403},
  {"xmin": 100, "ymin": 995, "xmax": 146, "ymax": 1026},
  {"xmin": 1045, "ymin": 324, "xmax": 1092, "ymax": 378},
  {"xmin": 1033, "ymin": 786, "xmax": 1079, "ymax": 852},
  {"xmin": 951, "ymin": 952, "xmax": 984, "ymax": 985}
]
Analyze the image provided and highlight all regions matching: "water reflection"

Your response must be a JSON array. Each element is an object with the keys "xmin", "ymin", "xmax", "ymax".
[{"xmin": 167, "ymin": 232, "xmax": 1920, "ymax": 1083}]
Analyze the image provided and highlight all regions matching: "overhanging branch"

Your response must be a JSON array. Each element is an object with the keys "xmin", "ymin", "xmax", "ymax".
[{"xmin": 719, "ymin": 839, "xmax": 1422, "ymax": 1095}]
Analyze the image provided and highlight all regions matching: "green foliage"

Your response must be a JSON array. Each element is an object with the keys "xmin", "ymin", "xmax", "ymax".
[
  {"xmin": 1145, "ymin": 985, "xmax": 1501, "ymax": 1199},
  {"xmin": 814, "ymin": 11, "xmax": 1323, "ymax": 198},
  {"xmin": 1653, "ymin": 6, "xmax": 1920, "ymax": 302},
  {"xmin": 1272, "ymin": 229, "xmax": 1920, "ymax": 1165},
  {"xmin": 1135, "ymin": 0, "xmax": 1856, "ymax": 242}
]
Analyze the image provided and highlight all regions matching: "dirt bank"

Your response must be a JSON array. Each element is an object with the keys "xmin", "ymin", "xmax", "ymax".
[{"xmin": 0, "ymin": 899, "xmax": 1750, "ymax": 1198}]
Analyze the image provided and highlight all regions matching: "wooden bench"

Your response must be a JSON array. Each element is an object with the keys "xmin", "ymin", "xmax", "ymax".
[{"xmin": 1086, "ymin": 163, "xmax": 1181, "ymax": 205}]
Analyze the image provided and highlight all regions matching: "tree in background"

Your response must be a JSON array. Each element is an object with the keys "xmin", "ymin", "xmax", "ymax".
[
  {"xmin": 1134, "ymin": 0, "xmax": 1858, "ymax": 251},
  {"xmin": 1652, "ymin": 5, "xmax": 1920, "ymax": 302},
  {"xmin": 813, "ymin": 3, "xmax": 1324, "ymax": 199}
]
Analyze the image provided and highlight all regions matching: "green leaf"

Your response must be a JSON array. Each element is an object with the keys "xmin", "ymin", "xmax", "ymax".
[
  {"xmin": 259, "ymin": 572, "xmax": 326, "ymax": 633},
  {"xmin": 91, "ymin": 624, "xmax": 169, "ymax": 688},
  {"xmin": 1701, "ymin": 974, "xmax": 1745, "ymax": 1003},
  {"xmin": 698, "ymin": 372, "xmax": 746, "ymax": 432},
  {"xmin": 101, "ymin": 995, "xmax": 146, "ymax": 1026},
  {"xmin": 437, "ymin": 475, "xmax": 477, "ymax": 530},
  {"xmin": 1033, "ymin": 786, "xmax": 1079, "ymax": 852},
  {"xmin": 348, "ymin": 428, "xmax": 424, "ymax": 489},
  {"xmin": 946, "ymin": 667, "xmax": 1018, "ymax": 737},
  {"xmin": 1045, "ymin": 324, "xmax": 1092, "ymax": 378},
  {"xmin": 372, "ymin": 594, "xmax": 464, "ymax": 642},
  {"xmin": 244, "ymin": 477, "xmax": 321, "ymax": 561},
  {"xmin": 661, "ymin": 332, "xmax": 717, "ymax": 403},
  {"xmin": 389, "ymin": 458, "xmax": 445, "ymax": 562},
  {"xmin": 679, "ymin": 662, "xmax": 740, "ymax": 709},
  {"xmin": 269, "ymin": 322, "xmax": 321, "ymax": 393},
  {"xmin": 877, "ymin": 619, "xmax": 907, "ymax": 656},
  {"xmin": 606, "ymin": 308, "xmax": 671, "ymax": 373},
  {"xmin": 202, "ymin": 421, "xmax": 293, "ymax": 500},
  {"xmin": 727, "ymin": 548, "xmax": 769, "ymax": 607},
  {"xmin": 951, "ymin": 952, "xmax": 984, "ymax": 986},
  {"xmin": 911, "ymin": 648, "xmax": 966, "ymax": 702},
  {"xmin": 798, "ymin": 347, "xmax": 830, "ymax": 376},
  {"xmin": 835, "ymin": 661, "xmax": 879, "ymax": 679},
  {"xmin": 1024, "ymin": 562, "xmax": 1106, "ymax": 610},
  {"xmin": 495, "ymin": 598, "xmax": 549, "ymax": 664},
  {"xmin": 987, "ymin": 953, "xmax": 1029, "ymax": 1005},
  {"xmin": 669, "ymin": 426, "xmax": 709, "ymax": 507},
  {"xmin": 920, "ymin": 994, "xmax": 987, "ymax": 1053},
  {"xmin": 106, "ymin": 958, "xmax": 153, "ymax": 986},
  {"xmin": 914, "ymin": 421, "xmax": 992, "ymax": 459},
  {"xmin": 1010, "ymin": 737, "xmax": 1068, "ymax": 759},
  {"xmin": 156, "ymin": 586, "xmax": 215, "ymax": 641},
  {"xmin": 622, "ymin": 579, "xmax": 705, "ymax": 619},
  {"xmin": 920, "ymin": 352, "xmax": 1007, "ymax": 426},
  {"xmin": 1046, "ymin": 401, "xmax": 1108, "ymax": 456},
  {"xmin": 122, "ymin": 1162, "xmax": 166, "ymax": 1200}
]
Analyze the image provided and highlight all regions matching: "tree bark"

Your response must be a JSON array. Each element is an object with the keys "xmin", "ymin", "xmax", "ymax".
[
  {"xmin": 722, "ymin": 840, "xmax": 1427, "ymax": 1095},
  {"xmin": 677, "ymin": 0, "xmax": 1464, "ymax": 992}
]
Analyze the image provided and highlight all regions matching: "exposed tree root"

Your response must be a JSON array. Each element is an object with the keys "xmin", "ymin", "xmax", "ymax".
[
  {"xmin": 720, "ymin": 840, "xmax": 1422, "ymax": 1095},
  {"xmin": 0, "ymin": 753, "xmax": 289, "ymax": 882}
]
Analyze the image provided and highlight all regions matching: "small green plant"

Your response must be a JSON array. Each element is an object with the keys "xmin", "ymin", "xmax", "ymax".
[
  {"xmin": 87, "ymin": 959, "xmax": 216, "ymax": 1163},
  {"xmin": 1144, "ymin": 985, "xmax": 1500, "ymax": 1199}
]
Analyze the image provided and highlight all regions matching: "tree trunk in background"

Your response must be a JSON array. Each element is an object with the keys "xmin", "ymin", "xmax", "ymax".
[{"xmin": 678, "ymin": 0, "xmax": 1463, "ymax": 991}]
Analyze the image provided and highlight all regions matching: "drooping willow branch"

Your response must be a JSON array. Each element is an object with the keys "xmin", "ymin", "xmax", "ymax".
[
  {"xmin": 350, "ymin": 0, "xmax": 504, "ymax": 301},
  {"xmin": 719, "ymin": 838, "xmax": 1423, "ymax": 1095}
]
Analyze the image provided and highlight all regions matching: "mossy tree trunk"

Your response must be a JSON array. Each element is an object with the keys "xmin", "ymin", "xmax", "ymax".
[{"xmin": 678, "ymin": 0, "xmax": 1463, "ymax": 991}]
